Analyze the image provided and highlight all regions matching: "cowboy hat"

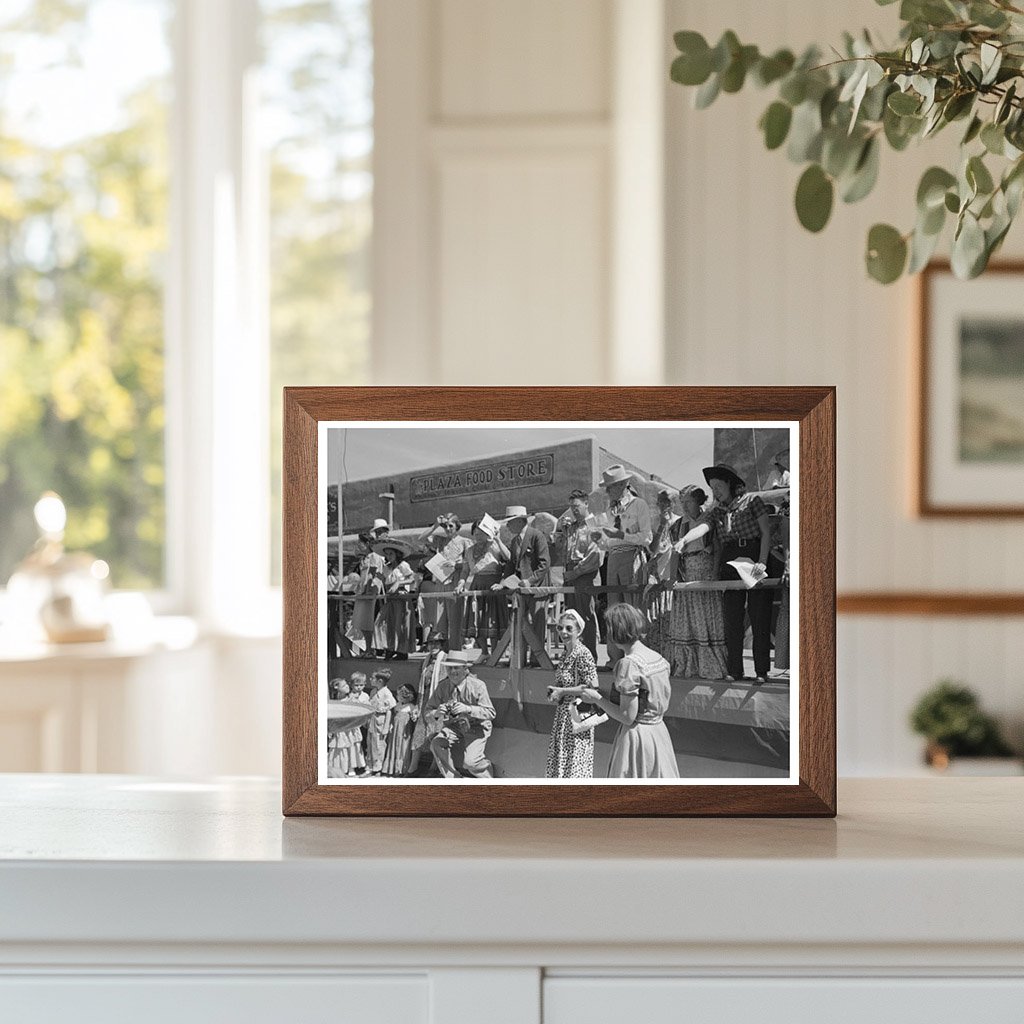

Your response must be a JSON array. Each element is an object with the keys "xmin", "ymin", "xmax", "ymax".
[
  {"xmin": 371, "ymin": 518, "xmax": 390, "ymax": 533},
  {"xmin": 599, "ymin": 464, "xmax": 638, "ymax": 489},
  {"xmin": 701, "ymin": 464, "xmax": 745, "ymax": 489},
  {"xmin": 503, "ymin": 505, "xmax": 529, "ymax": 522}
]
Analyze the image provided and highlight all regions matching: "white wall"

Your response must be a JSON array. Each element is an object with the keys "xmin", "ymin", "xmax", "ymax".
[
  {"xmin": 664, "ymin": 0, "xmax": 1024, "ymax": 772},
  {"xmin": 368, "ymin": 0, "xmax": 1024, "ymax": 775}
]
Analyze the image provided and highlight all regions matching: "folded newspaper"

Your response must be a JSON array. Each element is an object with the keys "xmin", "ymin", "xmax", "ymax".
[
  {"xmin": 726, "ymin": 557, "xmax": 767, "ymax": 589},
  {"xmin": 424, "ymin": 552, "xmax": 457, "ymax": 584}
]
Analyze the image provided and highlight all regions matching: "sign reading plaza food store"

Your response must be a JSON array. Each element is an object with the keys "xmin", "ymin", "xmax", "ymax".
[
  {"xmin": 410, "ymin": 453, "xmax": 555, "ymax": 502},
  {"xmin": 339, "ymin": 438, "xmax": 599, "ymax": 531}
]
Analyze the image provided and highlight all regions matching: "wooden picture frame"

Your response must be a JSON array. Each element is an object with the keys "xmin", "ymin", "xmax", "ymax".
[
  {"xmin": 283, "ymin": 387, "xmax": 836, "ymax": 816},
  {"xmin": 916, "ymin": 261, "xmax": 1024, "ymax": 517}
]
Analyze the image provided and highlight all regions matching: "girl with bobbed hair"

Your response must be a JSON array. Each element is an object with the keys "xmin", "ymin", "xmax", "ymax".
[{"xmin": 580, "ymin": 604, "xmax": 680, "ymax": 779}]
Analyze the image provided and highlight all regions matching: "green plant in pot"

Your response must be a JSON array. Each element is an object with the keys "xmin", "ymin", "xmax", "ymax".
[
  {"xmin": 909, "ymin": 679, "xmax": 1015, "ymax": 768},
  {"xmin": 670, "ymin": 0, "xmax": 1024, "ymax": 283}
]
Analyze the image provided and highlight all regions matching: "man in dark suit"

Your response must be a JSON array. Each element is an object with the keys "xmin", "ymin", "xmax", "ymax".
[{"xmin": 502, "ymin": 505, "xmax": 550, "ymax": 665}]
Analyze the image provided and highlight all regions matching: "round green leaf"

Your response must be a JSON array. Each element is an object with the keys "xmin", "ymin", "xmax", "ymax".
[
  {"xmin": 888, "ymin": 90, "xmax": 920, "ymax": 116},
  {"xmin": 671, "ymin": 32, "xmax": 712, "ymax": 86},
  {"xmin": 952, "ymin": 212, "xmax": 986, "ymax": 279},
  {"xmin": 842, "ymin": 137, "xmax": 880, "ymax": 204},
  {"xmin": 787, "ymin": 101, "xmax": 823, "ymax": 162},
  {"xmin": 795, "ymin": 164, "xmax": 834, "ymax": 233},
  {"xmin": 944, "ymin": 190, "xmax": 961, "ymax": 214},
  {"xmin": 760, "ymin": 101, "xmax": 792, "ymax": 150},
  {"xmin": 694, "ymin": 73, "xmax": 721, "ymax": 109},
  {"xmin": 981, "ymin": 122, "xmax": 1005, "ymax": 156},
  {"xmin": 967, "ymin": 155, "xmax": 994, "ymax": 196},
  {"xmin": 908, "ymin": 222, "xmax": 942, "ymax": 274},
  {"xmin": 866, "ymin": 223, "xmax": 908, "ymax": 284},
  {"xmin": 917, "ymin": 166, "xmax": 957, "ymax": 211},
  {"xmin": 962, "ymin": 116, "xmax": 983, "ymax": 145},
  {"xmin": 754, "ymin": 49, "xmax": 794, "ymax": 87}
]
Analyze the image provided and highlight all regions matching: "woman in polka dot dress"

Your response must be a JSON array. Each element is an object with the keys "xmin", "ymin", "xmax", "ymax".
[{"xmin": 545, "ymin": 610, "xmax": 602, "ymax": 778}]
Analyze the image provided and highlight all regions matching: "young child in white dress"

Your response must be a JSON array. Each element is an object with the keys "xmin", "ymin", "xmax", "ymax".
[{"xmin": 328, "ymin": 679, "xmax": 370, "ymax": 778}]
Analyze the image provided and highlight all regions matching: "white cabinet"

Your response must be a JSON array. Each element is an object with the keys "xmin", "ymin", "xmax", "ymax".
[
  {"xmin": 1, "ymin": 975, "xmax": 429, "ymax": 1024},
  {"xmin": 1, "ymin": 777, "xmax": 1022, "ymax": 1022},
  {"xmin": 545, "ymin": 978, "xmax": 1024, "ymax": 1023}
]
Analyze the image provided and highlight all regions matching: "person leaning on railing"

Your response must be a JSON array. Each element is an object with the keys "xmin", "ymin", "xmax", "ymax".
[
  {"xmin": 598, "ymin": 465, "xmax": 652, "ymax": 610},
  {"xmin": 667, "ymin": 484, "xmax": 729, "ymax": 680},
  {"xmin": 352, "ymin": 531, "xmax": 386, "ymax": 658},
  {"xmin": 702, "ymin": 464, "xmax": 773, "ymax": 683},
  {"xmin": 376, "ymin": 540, "xmax": 420, "ymax": 661},
  {"xmin": 455, "ymin": 517, "xmax": 510, "ymax": 656},
  {"xmin": 555, "ymin": 489, "xmax": 603, "ymax": 662},
  {"xmin": 418, "ymin": 513, "xmax": 472, "ymax": 651}
]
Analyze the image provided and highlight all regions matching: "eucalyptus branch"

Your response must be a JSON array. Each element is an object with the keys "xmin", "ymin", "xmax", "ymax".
[{"xmin": 670, "ymin": 3, "xmax": 1024, "ymax": 283}]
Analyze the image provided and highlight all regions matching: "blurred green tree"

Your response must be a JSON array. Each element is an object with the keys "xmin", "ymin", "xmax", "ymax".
[{"xmin": 0, "ymin": 0, "xmax": 169, "ymax": 587}]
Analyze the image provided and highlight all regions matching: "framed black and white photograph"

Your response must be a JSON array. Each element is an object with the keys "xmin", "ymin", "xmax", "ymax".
[
  {"xmin": 917, "ymin": 261, "xmax": 1024, "ymax": 517},
  {"xmin": 283, "ymin": 387, "xmax": 835, "ymax": 816}
]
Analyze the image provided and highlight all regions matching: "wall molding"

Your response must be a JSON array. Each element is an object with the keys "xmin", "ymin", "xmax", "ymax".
[{"xmin": 838, "ymin": 592, "xmax": 1024, "ymax": 616}]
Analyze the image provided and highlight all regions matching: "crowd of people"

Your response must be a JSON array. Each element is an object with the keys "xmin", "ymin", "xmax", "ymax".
[
  {"xmin": 329, "ymin": 454, "xmax": 791, "ymax": 684},
  {"xmin": 327, "ymin": 603, "xmax": 682, "ymax": 780}
]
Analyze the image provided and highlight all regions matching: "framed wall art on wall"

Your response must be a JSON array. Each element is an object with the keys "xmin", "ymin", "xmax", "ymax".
[
  {"xmin": 917, "ymin": 261, "xmax": 1024, "ymax": 517},
  {"xmin": 282, "ymin": 387, "xmax": 836, "ymax": 816}
]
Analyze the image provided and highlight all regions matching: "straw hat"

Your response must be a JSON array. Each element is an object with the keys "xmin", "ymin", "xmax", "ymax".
[
  {"xmin": 374, "ymin": 537, "xmax": 414, "ymax": 559},
  {"xmin": 503, "ymin": 505, "xmax": 529, "ymax": 523}
]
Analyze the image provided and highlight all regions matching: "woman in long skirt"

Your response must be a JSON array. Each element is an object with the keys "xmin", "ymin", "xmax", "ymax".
[
  {"xmin": 456, "ymin": 518, "xmax": 510, "ymax": 655},
  {"xmin": 545, "ymin": 610, "xmax": 602, "ymax": 778},
  {"xmin": 351, "ymin": 532, "xmax": 386, "ymax": 657},
  {"xmin": 376, "ymin": 542, "xmax": 419, "ymax": 659},
  {"xmin": 581, "ymin": 604, "xmax": 679, "ymax": 779},
  {"xmin": 666, "ymin": 485, "xmax": 728, "ymax": 680}
]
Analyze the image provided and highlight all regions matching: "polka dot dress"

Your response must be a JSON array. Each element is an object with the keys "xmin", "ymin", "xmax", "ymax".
[{"xmin": 545, "ymin": 644, "xmax": 598, "ymax": 779}]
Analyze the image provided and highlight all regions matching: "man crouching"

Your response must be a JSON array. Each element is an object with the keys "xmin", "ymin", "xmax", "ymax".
[{"xmin": 426, "ymin": 650, "xmax": 496, "ymax": 778}]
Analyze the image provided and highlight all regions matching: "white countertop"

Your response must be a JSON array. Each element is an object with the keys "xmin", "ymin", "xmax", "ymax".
[{"xmin": 1, "ymin": 776, "xmax": 1022, "ymax": 952}]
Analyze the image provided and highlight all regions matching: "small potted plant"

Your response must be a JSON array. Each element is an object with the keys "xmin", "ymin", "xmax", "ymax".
[{"xmin": 909, "ymin": 680, "xmax": 1018, "ymax": 772}]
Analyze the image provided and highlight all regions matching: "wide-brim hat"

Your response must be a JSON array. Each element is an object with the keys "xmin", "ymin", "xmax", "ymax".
[
  {"xmin": 599, "ymin": 464, "xmax": 638, "ymax": 489},
  {"xmin": 371, "ymin": 518, "xmax": 390, "ymax": 533},
  {"xmin": 373, "ymin": 537, "xmax": 414, "ymax": 558},
  {"xmin": 444, "ymin": 649, "xmax": 482, "ymax": 667},
  {"xmin": 503, "ymin": 504, "xmax": 528, "ymax": 522},
  {"xmin": 702, "ymin": 464, "xmax": 745, "ymax": 489}
]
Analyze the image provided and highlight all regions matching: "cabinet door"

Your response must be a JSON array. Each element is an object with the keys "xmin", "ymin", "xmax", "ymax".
[
  {"xmin": 0, "ymin": 974, "xmax": 428, "ymax": 1023},
  {"xmin": 544, "ymin": 977, "xmax": 1024, "ymax": 1023}
]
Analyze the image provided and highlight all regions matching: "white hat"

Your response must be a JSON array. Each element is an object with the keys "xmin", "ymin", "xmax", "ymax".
[
  {"xmin": 371, "ymin": 518, "xmax": 389, "ymax": 533},
  {"xmin": 600, "ymin": 465, "xmax": 636, "ymax": 489},
  {"xmin": 503, "ymin": 505, "xmax": 528, "ymax": 522},
  {"xmin": 444, "ymin": 649, "xmax": 482, "ymax": 667}
]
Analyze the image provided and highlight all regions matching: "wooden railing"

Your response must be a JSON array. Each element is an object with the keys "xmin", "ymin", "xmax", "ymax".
[{"xmin": 329, "ymin": 579, "xmax": 784, "ymax": 669}]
